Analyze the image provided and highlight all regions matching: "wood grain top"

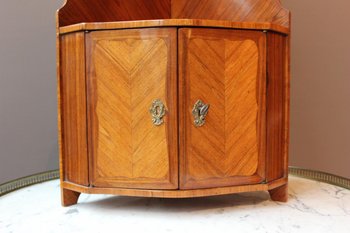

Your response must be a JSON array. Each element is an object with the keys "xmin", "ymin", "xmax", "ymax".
[
  {"xmin": 57, "ymin": 0, "xmax": 171, "ymax": 27},
  {"xmin": 58, "ymin": 19, "xmax": 290, "ymax": 35},
  {"xmin": 57, "ymin": 0, "xmax": 290, "ymax": 32},
  {"xmin": 172, "ymin": 0, "xmax": 289, "ymax": 27}
]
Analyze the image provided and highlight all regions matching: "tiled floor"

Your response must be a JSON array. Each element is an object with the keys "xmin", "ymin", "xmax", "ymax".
[{"xmin": 1, "ymin": 176, "xmax": 350, "ymax": 233}]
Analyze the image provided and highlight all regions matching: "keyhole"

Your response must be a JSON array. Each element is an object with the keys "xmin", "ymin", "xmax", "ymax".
[{"xmin": 155, "ymin": 106, "xmax": 160, "ymax": 116}]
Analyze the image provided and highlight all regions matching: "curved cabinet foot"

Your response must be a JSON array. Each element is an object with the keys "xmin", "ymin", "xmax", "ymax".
[
  {"xmin": 61, "ymin": 188, "xmax": 81, "ymax": 207},
  {"xmin": 269, "ymin": 184, "xmax": 288, "ymax": 202}
]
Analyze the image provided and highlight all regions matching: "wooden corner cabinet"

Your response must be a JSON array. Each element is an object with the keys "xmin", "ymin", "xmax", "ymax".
[{"xmin": 56, "ymin": 0, "xmax": 290, "ymax": 206}]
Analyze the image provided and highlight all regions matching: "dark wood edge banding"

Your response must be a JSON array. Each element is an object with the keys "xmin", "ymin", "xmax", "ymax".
[{"xmin": 1, "ymin": 167, "xmax": 349, "ymax": 197}]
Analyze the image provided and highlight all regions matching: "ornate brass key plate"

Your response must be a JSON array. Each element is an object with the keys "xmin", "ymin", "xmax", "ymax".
[
  {"xmin": 150, "ymin": 99, "xmax": 166, "ymax": 126},
  {"xmin": 192, "ymin": 100, "xmax": 210, "ymax": 127}
]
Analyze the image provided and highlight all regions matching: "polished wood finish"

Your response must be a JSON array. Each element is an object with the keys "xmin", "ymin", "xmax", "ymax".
[
  {"xmin": 62, "ymin": 177, "xmax": 287, "ymax": 198},
  {"xmin": 284, "ymin": 34, "xmax": 291, "ymax": 177},
  {"xmin": 58, "ymin": 0, "xmax": 171, "ymax": 27},
  {"xmin": 266, "ymin": 32, "xmax": 289, "ymax": 182},
  {"xmin": 61, "ymin": 188, "xmax": 81, "ymax": 207},
  {"xmin": 86, "ymin": 28, "xmax": 178, "ymax": 189},
  {"xmin": 179, "ymin": 28, "xmax": 266, "ymax": 189},
  {"xmin": 59, "ymin": 32, "xmax": 89, "ymax": 186},
  {"xmin": 58, "ymin": 19, "xmax": 289, "ymax": 35},
  {"xmin": 172, "ymin": 0, "xmax": 289, "ymax": 27},
  {"xmin": 57, "ymin": 0, "xmax": 290, "ymax": 206},
  {"xmin": 56, "ymin": 12, "xmax": 64, "ymax": 187},
  {"xmin": 269, "ymin": 184, "xmax": 288, "ymax": 202},
  {"xmin": 57, "ymin": 0, "xmax": 289, "ymax": 28}
]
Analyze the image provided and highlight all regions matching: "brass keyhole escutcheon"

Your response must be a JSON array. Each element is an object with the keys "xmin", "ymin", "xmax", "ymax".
[
  {"xmin": 150, "ymin": 99, "xmax": 166, "ymax": 126},
  {"xmin": 192, "ymin": 100, "xmax": 210, "ymax": 127}
]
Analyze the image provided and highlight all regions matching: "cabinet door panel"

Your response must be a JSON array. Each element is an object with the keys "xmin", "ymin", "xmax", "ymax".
[
  {"xmin": 179, "ymin": 28, "xmax": 266, "ymax": 189},
  {"xmin": 87, "ymin": 28, "xmax": 178, "ymax": 189}
]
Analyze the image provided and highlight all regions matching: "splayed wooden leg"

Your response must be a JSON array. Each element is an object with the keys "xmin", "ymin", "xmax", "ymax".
[
  {"xmin": 269, "ymin": 184, "xmax": 288, "ymax": 202},
  {"xmin": 61, "ymin": 188, "xmax": 81, "ymax": 207}
]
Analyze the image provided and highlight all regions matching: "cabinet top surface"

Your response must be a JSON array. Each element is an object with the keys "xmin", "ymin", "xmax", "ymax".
[
  {"xmin": 58, "ymin": 19, "xmax": 290, "ymax": 35},
  {"xmin": 57, "ymin": 0, "xmax": 290, "ymax": 34}
]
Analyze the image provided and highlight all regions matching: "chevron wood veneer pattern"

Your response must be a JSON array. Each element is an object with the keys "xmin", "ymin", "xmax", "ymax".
[
  {"xmin": 87, "ymin": 28, "xmax": 178, "ymax": 189},
  {"xmin": 179, "ymin": 28, "xmax": 266, "ymax": 189},
  {"xmin": 172, "ymin": 0, "xmax": 290, "ymax": 27},
  {"xmin": 57, "ymin": 0, "xmax": 289, "ymax": 28},
  {"xmin": 57, "ymin": 0, "xmax": 290, "ymax": 206}
]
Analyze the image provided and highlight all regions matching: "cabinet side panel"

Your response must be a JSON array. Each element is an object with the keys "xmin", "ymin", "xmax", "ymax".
[
  {"xmin": 266, "ymin": 32, "xmax": 289, "ymax": 181},
  {"xmin": 60, "ymin": 32, "xmax": 89, "ymax": 186}
]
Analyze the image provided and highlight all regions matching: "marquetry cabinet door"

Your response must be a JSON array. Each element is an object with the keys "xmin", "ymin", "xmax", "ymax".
[
  {"xmin": 179, "ymin": 28, "xmax": 267, "ymax": 189},
  {"xmin": 86, "ymin": 28, "xmax": 178, "ymax": 189}
]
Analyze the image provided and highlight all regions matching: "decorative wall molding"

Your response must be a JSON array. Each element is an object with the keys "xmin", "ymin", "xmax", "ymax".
[
  {"xmin": 1, "ymin": 167, "xmax": 349, "ymax": 196},
  {"xmin": 288, "ymin": 166, "xmax": 350, "ymax": 190},
  {"xmin": 0, "ymin": 170, "xmax": 59, "ymax": 196}
]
